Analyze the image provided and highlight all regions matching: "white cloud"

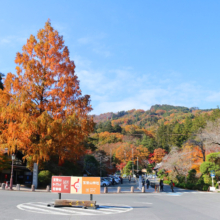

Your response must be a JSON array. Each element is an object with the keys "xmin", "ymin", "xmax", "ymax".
[
  {"xmin": 71, "ymin": 53, "xmax": 220, "ymax": 115},
  {"xmin": 0, "ymin": 35, "xmax": 27, "ymax": 46}
]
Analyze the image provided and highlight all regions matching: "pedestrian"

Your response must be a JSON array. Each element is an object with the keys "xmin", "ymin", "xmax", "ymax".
[
  {"xmin": 128, "ymin": 175, "xmax": 131, "ymax": 183},
  {"xmin": 112, "ymin": 178, "xmax": 115, "ymax": 185},
  {"xmin": 146, "ymin": 179, "xmax": 150, "ymax": 189},
  {"xmin": 170, "ymin": 180, "xmax": 174, "ymax": 192},
  {"xmin": 121, "ymin": 177, "xmax": 123, "ymax": 184},
  {"xmin": 160, "ymin": 179, "xmax": 164, "ymax": 191},
  {"xmin": 142, "ymin": 178, "xmax": 145, "ymax": 187}
]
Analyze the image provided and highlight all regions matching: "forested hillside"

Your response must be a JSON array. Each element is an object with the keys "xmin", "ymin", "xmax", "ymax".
[{"xmin": 88, "ymin": 105, "xmax": 220, "ymax": 191}]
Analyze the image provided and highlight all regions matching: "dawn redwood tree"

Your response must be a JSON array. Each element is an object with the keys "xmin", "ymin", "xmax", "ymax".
[{"xmin": 0, "ymin": 20, "xmax": 94, "ymax": 164}]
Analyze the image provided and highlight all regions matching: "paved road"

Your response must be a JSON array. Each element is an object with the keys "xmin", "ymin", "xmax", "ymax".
[{"xmin": 1, "ymin": 183, "xmax": 220, "ymax": 220}]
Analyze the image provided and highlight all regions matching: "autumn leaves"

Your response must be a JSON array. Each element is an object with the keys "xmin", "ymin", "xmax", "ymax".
[{"xmin": 0, "ymin": 21, "xmax": 94, "ymax": 165}]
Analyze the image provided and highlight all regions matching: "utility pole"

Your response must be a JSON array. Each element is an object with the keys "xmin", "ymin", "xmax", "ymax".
[
  {"xmin": 137, "ymin": 157, "xmax": 138, "ymax": 172},
  {"xmin": 110, "ymin": 148, "xmax": 112, "ymax": 167},
  {"xmin": 100, "ymin": 157, "xmax": 102, "ymax": 177},
  {"xmin": 124, "ymin": 151, "xmax": 126, "ymax": 175},
  {"xmin": 132, "ymin": 148, "xmax": 134, "ymax": 176}
]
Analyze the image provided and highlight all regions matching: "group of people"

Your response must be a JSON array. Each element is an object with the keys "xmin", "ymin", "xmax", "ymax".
[{"xmin": 127, "ymin": 175, "xmax": 175, "ymax": 193}]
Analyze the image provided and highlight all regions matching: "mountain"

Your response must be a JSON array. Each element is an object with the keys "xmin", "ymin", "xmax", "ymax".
[{"xmin": 93, "ymin": 104, "xmax": 212, "ymax": 129}]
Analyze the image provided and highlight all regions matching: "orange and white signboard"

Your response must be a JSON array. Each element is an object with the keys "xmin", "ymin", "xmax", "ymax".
[
  {"xmin": 51, "ymin": 176, "xmax": 100, "ymax": 194},
  {"xmin": 82, "ymin": 177, "xmax": 100, "ymax": 194}
]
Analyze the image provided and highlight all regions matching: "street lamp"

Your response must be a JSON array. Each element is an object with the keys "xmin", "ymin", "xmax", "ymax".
[{"xmin": 9, "ymin": 154, "xmax": 15, "ymax": 190}]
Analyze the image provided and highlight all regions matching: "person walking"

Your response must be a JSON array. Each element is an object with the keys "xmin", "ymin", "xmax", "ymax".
[
  {"xmin": 146, "ymin": 179, "xmax": 150, "ymax": 189},
  {"xmin": 170, "ymin": 180, "xmax": 174, "ymax": 192},
  {"xmin": 160, "ymin": 179, "xmax": 164, "ymax": 191},
  {"xmin": 128, "ymin": 175, "xmax": 131, "ymax": 183},
  {"xmin": 112, "ymin": 178, "xmax": 115, "ymax": 185}
]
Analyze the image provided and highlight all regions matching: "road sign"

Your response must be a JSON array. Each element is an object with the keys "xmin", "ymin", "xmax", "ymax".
[
  {"xmin": 81, "ymin": 177, "xmax": 101, "ymax": 194},
  {"xmin": 51, "ymin": 176, "xmax": 100, "ymax": 194},
  {"xmin": 210, "ymin": 171, "xmax": 215, "ymax": 178},
  {"xmin": 51, "ymin": 176, "xmax": 71, "ymax": 193}
]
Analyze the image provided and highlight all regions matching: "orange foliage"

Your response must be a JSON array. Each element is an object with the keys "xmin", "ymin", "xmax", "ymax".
[
  {"xmin": 97, "ymin": 132, "xmax": 123, "ymax": 144},
  {"xmin": 182, "ymin": 143, "xmax": 204, "ymax": 173},
  {"xmin": 156, "ymin": 109, "xmax": 166, "ymax": 115},
  {"xmin": 0, "ymin": 20, "xmax": 94, "ymax": 163},
  {"xmin": 152, "ymin": 148, "xmax": 166, "ymax": 163}
]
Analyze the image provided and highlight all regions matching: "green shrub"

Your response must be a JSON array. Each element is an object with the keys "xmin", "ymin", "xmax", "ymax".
[
  {"xmin": 202, "ymin": 185, "xmax": 209, "ymax": 191},
  {"xmin": 187, "ymin": 169, "xmax": 197, "ymax": 183},
  {"xmin": 38, "ymin": 170, "xmax": 53, "ymax": 186},
  {"xmin": 203, "ymin": 174, "xmax": 211, "ymax": 184},
  {"xmin": 163, "ymin": 180, "xmax": 170, "ymax": 184}
]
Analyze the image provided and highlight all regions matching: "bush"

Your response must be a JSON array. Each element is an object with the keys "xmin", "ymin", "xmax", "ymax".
[
  {"xmin": 157, "ymin": 169, "xmax": 165, "ymax": 178},
  {"xmin": 202, "ymin": 185, "xmax": 209, "ymax": 191},
  {"xmin": 163, "ymin": 180, "xmax": 170, "ymax": 185},
  {"xmin": 38, "ymin": 170, "xmax": 53, "ymax": 187},
  {"xmin": 187, "ymin": 169, "xmax": 197, "ymax": 183}
]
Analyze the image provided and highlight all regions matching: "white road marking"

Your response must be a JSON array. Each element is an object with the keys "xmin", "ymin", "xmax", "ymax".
[
  {"xmin": 31, "ymin": 204, "xmax": 92, "ymax": 215},
  {"xmin": 17, "ymin": 201, "xmax": 133, "ymax": 216},
  {"xmin": 17, "ymin": 204, "xmax": 69, "ymax": 215}
]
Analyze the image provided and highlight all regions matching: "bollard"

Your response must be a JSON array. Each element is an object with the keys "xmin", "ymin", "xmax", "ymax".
[
  {"xmin": 131, "ymin": 186, "xmax": 134, "ymax": 193},
  {"xmin": 1, "ymin": 183, "xmax": 5, "ymax": 190},
  {"xmin": 16, "ymin": 184, "xmax": 20, "ymax": 191},
  {"xmin": 46, "ymin": 185, "xmax": 50, "ymax": 192},
  {"xmin": 117, "ymin": 186, "xmax": 121, "ymax": 193},
  {"xmin": 142, "ymin": 186, "xmax": 145, "ymax": 193},
  {"xmin": 104, "ymin": 187, "xmax": 108, "ymax": 193},
  {"xmin": 31, "ymin": 185, "xmax": 35, "ymax": 192}
]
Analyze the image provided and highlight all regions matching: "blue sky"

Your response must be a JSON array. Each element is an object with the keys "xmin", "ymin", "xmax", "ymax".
[{"xmin": 1, "ymin": 1, "xmax": 220, "ymax": 114}]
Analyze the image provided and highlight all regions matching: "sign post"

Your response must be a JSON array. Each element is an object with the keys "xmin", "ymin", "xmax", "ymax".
[
  {"xmin": 210, "ymin": 170, "xmax": 215, "ymax": 191},
  {"xmin": 51, "ymin": 176, "xmax": 101, "ymax": 208}
]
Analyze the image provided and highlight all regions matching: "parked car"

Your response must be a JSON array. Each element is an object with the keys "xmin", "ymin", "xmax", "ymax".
[
  {"xmin": 101, "ymin": 179, "xmax": 110, "ymax": 187},
  {"xmin": 113, "ymin": 177, "xmax": 120, "ymax": 184},
  {"xmin": 104, "ymin": 177, "xmax": 113, "ymax": 184},
  {"xmin": 109, "ymin": 175, "xmax": 120, "ymax": 184}
]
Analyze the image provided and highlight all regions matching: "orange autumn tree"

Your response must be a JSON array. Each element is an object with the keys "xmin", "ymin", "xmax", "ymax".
[
  {"xmin": 152, "ymin": 148, "xmax": 166, "ymax": 163},
  {"xmin": 0, "ymin": 20, "xmax": 94, "ymax": 164}
]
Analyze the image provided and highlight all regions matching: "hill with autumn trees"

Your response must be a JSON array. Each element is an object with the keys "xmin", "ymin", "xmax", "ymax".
[{"xmin": 89, "ymin": 104, "xmax": 220, "ymax": 191}]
